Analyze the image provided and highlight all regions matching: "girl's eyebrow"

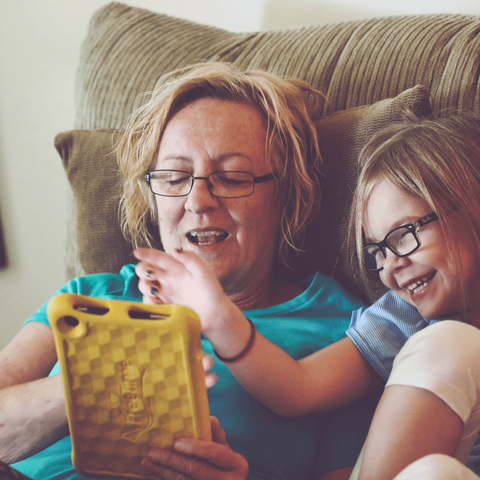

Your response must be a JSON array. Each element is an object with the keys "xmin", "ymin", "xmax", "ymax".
[{"xmin": 365, "ymin": 215, "xmax": 420, "ymax": 243}]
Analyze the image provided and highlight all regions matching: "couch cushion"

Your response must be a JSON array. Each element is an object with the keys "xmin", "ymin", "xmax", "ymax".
[
  {"xmin": 68, "ymin": 2, "xmax": 480, "ymax": 299},
  {"xmin": 56, "ymin": 84, "xmax": 431, "ymax": 302},
  {"xmin": 312, "ymin": 85, "xmax": 431, "ymax": 300},
  {"xmin": 76, "ymin": 3, "xmax": 479, "ymax": 130},
  {"xmin": 55, "ymin": 129, "xmax": 137, "ymax": 278}
]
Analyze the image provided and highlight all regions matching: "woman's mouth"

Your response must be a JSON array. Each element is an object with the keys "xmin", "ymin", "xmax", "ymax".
[
  {"xmin": 405, "ymin": 272, "xmax": 436, "ymax": 295},
  {"xmin": 187, "ymin": 230, "xmax": 229, "ymax": 245}
]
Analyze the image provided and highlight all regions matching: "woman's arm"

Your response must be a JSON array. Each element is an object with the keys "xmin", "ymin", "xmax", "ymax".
[
  {"xmin": 0, "ymin": 322, "xmax": 68, "ymax": 463},
  {"xmin": 135, "ymin": 249, "xmax": 384, "ymax": 416}
]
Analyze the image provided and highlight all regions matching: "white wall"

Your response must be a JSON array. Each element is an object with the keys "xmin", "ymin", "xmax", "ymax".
[
  {"xmin": 262, "ymin": 0, "xmax": 480, "ymax": 28},
  {"xmin": 1, "ymin": 0, "xmax": 479, "ymax": 351}
]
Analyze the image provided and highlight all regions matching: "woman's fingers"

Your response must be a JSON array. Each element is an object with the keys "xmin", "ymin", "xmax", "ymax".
[
  {"xmin": 210, "ymin": 416, "xmax": 228, "ymax": 446},
  {"xmin": 142, "ymin": 418, "xmax": 249, "ymax": 480},
  {"xmin": 172, "ymin": 435, "xmax": 249, "ymax": 478},
  {"xmin": 135, "ymin": 265, "xmax": 163, "ymax": 304},
  {"xmin": 203, "ymin": 353, "xmax": 218, "ymax": 389},
  {"xmin": 134, "ymin": 248, "xmax": 234, "ymax": 332},
  {"xmin": 205, "ymin": 372, "xmax": 218, "ymax": 389},
  {"xmin": 134, "ymin": 250, "xmax": 180, "ymax": 304}
]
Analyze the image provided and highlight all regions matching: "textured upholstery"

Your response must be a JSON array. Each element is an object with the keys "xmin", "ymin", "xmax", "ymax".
[
  {"xmin": 64, "ymin": 2, "xmax": 480, "ymax": 301},
  {"xmin": 75, "ymin": 3, "xmax": 480, "ymax": 129}
]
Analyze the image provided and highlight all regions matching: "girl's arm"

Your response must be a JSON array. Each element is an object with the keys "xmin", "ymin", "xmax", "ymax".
[
  {"xmin": 227, "ymin": 335, "xmax": 382, "ymax": 416},
  {"xmin": 135, "ymin": 249, "xmax": 384, "ymax": 416},
  {"xmin": 0, "ymin": 322, "xmax": 68, "ymax": 463},
  {"xmin": 358, "ymin": 385, "xmax": 463, "ymax": 480}
]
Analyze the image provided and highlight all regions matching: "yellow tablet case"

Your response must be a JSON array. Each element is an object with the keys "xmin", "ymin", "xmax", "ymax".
[{"xmin": 48, "ymin": 293, "xmax": 211, "ymax": 478}]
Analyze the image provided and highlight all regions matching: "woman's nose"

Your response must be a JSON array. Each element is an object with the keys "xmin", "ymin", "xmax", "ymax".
[{"xmin": 184, "ymin": 177, "xmax": 219, "ymax": 213}]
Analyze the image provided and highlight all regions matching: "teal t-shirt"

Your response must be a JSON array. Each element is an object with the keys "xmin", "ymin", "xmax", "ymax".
[{"xmin": 14, "ymin": 265, "xmax": 367, "ymax": 480}]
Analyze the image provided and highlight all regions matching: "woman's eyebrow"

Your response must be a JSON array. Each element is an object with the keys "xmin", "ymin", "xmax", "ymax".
[
  {"xmin": 156, "ymin": 155, "xmax": 192, "ymax": 164},
  {"xmin": 157, "ymin": 152, "xmax": 254, "ymax": 165}
]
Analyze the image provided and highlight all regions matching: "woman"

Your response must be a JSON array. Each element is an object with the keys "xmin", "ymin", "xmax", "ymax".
[{"xmin": 2, "ymin": 63, "xmax": 373, "ymax": 480}]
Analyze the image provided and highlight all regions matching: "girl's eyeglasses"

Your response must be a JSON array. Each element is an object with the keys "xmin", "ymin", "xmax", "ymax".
[{"xmin": 363, "ymin": 212, "xmax": 439, "ymax": 272}]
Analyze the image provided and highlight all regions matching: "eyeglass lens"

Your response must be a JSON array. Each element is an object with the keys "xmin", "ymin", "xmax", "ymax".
[
  {"xmin": 148, "ymin": 171, "xmax": 256, "ymax": 198},
  {"xmin": 363, "ymin": 226, "xmax": 419, "ymax": 271}
]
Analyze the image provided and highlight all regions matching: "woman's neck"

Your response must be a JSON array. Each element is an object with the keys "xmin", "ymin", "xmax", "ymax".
[{"xmin": 226, "ymin": 278, "xmax": 304, "ymax": 311}]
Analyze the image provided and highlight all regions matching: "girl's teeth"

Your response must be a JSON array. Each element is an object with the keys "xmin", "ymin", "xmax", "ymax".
[
  {"xmin": 406, "ymin": 273, "xmax": 434, "ymax": 293},
  {"xmin": 412, "ymin": 283, "xmax": 427, "ymax": 295}
]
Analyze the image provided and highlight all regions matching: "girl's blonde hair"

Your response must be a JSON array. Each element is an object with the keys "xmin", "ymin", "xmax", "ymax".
[
  {"xmin": 117, "ymin": 62, "xmax": 324, "ymax": 268},
  {"xmin": 349, "ymin": 110, "xmax": 480, "ymax": 318}
]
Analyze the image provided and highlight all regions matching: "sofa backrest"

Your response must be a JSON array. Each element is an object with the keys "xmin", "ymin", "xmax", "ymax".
[{"xmin": 60, "ymin": 2, "xmax": 480, "ymax": 302}]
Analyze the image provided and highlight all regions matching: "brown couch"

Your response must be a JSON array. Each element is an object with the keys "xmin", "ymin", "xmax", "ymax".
[{"xmin": 55, "ymin": 2, "xmax": 480, "ymax": 302}]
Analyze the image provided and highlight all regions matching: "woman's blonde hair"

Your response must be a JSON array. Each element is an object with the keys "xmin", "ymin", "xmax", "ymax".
[
  {"xmin": 117, "ymin": 62, "xmax": 324, "ymax": 268},
  {"xmin": 349, "ymin": 110, "xmax": 480, "ymax": 318}
]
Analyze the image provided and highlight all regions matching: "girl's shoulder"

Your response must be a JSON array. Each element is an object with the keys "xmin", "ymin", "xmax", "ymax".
[
  {"xmin": 352, "ymin": 290, "xmax": 431, "ymax": 331},
  {"xmin": 347, "ymin": 291, "xmax": 437, "ymax": 379}
]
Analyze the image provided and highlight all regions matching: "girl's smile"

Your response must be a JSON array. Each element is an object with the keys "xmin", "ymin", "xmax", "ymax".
[{"xmin": 364, "ymin": 180, "xmax": 480, "ymax": 320}]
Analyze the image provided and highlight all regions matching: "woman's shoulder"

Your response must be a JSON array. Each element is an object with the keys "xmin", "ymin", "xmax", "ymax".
[
  {"xmin": 25, "ymin": 264, "xmax": 141, "ymax": 328},
  {"xmin": 305, "ymin": 271, "xmax": 367, "ymax": 310},
  {"xmin": 260, "ymin": 271, "xmax": 365, "ymax": 317},
  {"xmin": 63, "ymin": 264, "xmax": 140, "ymax": 299}
]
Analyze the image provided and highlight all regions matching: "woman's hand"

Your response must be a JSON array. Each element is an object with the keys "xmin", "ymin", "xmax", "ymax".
[
  {"xmin": 141, "ymin": 416, "xmax": 248, "ymax": 480},
  {"xmin": 135, "ymin": 248, "xmax": 254, "ymax": 361},
  {"xmin": 135, "ymin": 249, "xmax": 238, "ymax": 333},
  {"xmin": 135, "ymin": 249, "xmax": 224, "ymax": 315},
  {"xmin": 202, "ymin": 352, "xmax": 218, "ymax": 389}
]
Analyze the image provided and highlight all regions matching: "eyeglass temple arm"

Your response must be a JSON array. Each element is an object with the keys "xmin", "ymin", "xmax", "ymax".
[
  {"xmin": 416, "ymin": 212, "xmax": 439, "ymax": 227},
  {"xmin": 253, "ymin": 173, "xmax": 275, "ymax": 183}
]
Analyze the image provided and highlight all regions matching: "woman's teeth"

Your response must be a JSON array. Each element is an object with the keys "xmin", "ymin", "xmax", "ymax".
[
  {"xmin": 187, "ymin": 230, "xmax": 228, "ymax": 245},
  {"xmin": 406, "ymin": 273, "xmax": 435, "ymax": 294}
]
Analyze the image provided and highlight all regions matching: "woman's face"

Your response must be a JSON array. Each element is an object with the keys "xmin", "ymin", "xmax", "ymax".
[
  {"xmin": 364, "ymin": 179, "xmax": 480, "ymax": 319},
  {"xmin": 154, "ymin": 98, "xmax": 282, "ymax": 297}
]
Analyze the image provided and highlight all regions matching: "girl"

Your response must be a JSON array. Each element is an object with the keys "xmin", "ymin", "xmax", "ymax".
[{"xmin": 136, "ymin": 111, "xmax": 480, "ymax": 480}]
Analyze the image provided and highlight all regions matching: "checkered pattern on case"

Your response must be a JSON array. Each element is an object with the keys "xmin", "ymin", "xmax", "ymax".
[{"xmin": 64, "ymin": 322, "xmax": 195, "ymax": 476}]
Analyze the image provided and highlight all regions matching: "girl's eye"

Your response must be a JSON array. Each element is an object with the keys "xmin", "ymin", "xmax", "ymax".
[
  {"xmin": 364, "ymin": 245, "xmax": 382, "ymax": 260},
  {"xmin": 396, "ymin": 228, "xmax": 414, "ymax": 245},
  {"xmin": 363, "ymin": 245, "xmax": 384, "ymax": 270}
]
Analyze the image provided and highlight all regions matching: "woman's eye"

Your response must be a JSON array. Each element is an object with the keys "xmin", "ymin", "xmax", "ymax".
[
  {"xmin": 222, "ymin": 177, "xmax": 246, "ymax": 185},
  {"xmin": 216, "ymin": 173, "xmax": 250, "ymax": 185},
  {"xmin": 168, "ymin": 177, "xmax": 189, "ymax": 185},
  {"xmin": 165, "ymin": 174, "xmax": 190, "ymax": 185}
]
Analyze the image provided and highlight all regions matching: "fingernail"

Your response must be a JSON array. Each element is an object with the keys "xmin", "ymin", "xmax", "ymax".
[{"xmin": 174, "ymin": 439, "xmax": 188, "ymax": 451}]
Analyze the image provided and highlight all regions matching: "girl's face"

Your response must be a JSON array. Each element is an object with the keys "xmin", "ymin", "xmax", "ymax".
[{"xmin": 364, "ymin": 179, "xmax": 480, "ymax": 319}]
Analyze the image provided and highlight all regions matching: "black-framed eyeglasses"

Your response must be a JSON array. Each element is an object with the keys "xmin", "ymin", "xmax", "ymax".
[
  {"xmin": 363, "ymin": 212, "xmax": 439, "ymax": 272},
  {"xmin": 145, "ymin": 170, "xmax": 275, "ymax": 198}
]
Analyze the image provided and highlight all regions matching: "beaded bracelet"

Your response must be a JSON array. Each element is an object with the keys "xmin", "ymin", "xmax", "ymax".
[{"xmin": 214, "ymin": 318, "xmax": 256, "ymax": 363}]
